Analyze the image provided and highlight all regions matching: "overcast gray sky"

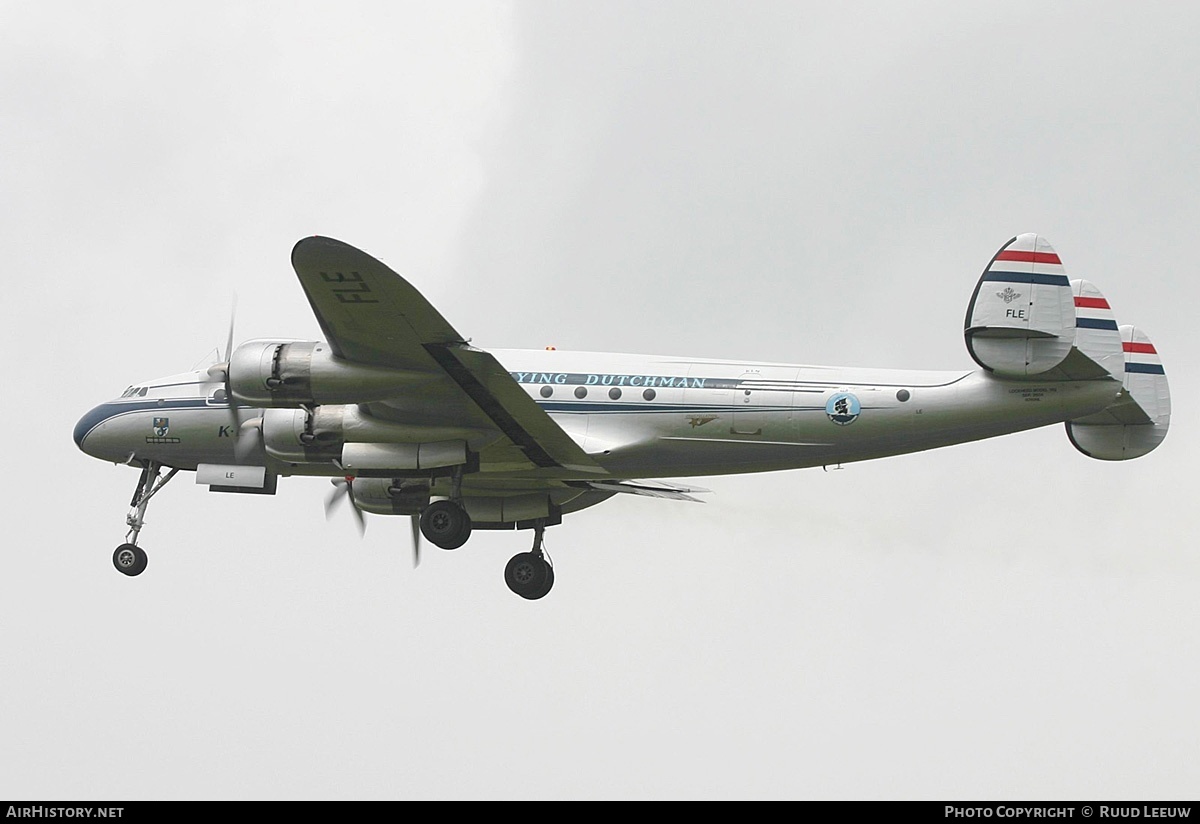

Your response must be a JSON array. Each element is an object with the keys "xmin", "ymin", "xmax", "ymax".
[{"xmin": 2, "ymin": 1, "xmax": 1197, "ymax": 799}]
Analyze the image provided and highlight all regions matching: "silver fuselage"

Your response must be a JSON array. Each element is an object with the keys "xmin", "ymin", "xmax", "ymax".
[{"xmin": 74, "ymin": 347, "xmax": 1121, "ymax": 482}]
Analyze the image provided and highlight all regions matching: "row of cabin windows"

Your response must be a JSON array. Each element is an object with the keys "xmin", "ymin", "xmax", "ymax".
[
  {"xmin": 538, "ymin": 385, "xmax": 657, "ymax": 401},
  {"xmin": 537, "ymin": 386, "xmax": 913, "ymax": 403}
]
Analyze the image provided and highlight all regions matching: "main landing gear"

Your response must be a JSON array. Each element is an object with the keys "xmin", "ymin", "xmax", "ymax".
[
  {"xmin": 415, "ymin": 486, "xmax": 555, "ymax": 598},
  {"xmin": 112, "ymin": 460, "xmax": 178, "ymax": 577},
  {"xmin": 419, "ymin": 499, "xmax": 472, "ymax": 549},
  {"xmin": 418, "ymin": 466, "xmax": 473, "ymax": 550},
  {"xmin": 504, "ymin": 521, "xmax": 554, "ymax": 600}
]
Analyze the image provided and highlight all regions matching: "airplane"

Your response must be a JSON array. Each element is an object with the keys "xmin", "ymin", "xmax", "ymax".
[{"xmin": 73, "ymin": 233, "xmax": 1171, "ymax": 599}]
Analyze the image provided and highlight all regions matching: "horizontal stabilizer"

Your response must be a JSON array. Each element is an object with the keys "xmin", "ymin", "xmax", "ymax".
[
  {"xmin": 1066, "ymin": 325, "xmax": 1170, "ymax": 460},
  {"xmin": 965, "ymin": 234, "xmax": 1075, "ymax": 377}
]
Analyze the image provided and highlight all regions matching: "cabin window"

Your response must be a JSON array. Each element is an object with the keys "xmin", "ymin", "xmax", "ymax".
[
  {"xmin": 609, "ymin": 388, "xmax": 622, "ymax": 400},
  {"xmin": 643, "ymin": 388, "xmax": 656, "ymax": 401},
  {"xmin": 540, "ymin": 385, "xmax": 553, "ymax": 398},
  {"xmin": 574, "ymin": 386, "xmax": 587, "ymax": 399},
  {"xmin": 896, "ymin": 389, "xmax": 911, "ymax": 402}
]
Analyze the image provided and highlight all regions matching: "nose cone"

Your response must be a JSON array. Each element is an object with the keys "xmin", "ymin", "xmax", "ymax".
[
  {"xmin": 74, "ymin": 408, "xmax": 95, "ymax": 449},
  {"xmin": 74, "ymin": 403, "xmax": 117, "ymax": 459}
]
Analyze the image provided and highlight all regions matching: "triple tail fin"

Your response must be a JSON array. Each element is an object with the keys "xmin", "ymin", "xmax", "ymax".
[{"xmin": 965, "ymin": 233, "xmax": 1170, "ymax": 460}]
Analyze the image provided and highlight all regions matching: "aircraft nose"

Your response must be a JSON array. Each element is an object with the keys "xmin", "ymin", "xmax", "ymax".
[
  {"xmin": 73, "ymin": 409, "xmax": 94, "ymax": 450},
  {"xmin": 74, "ymin": 403, "xmax": 116, "ymax": 458}
]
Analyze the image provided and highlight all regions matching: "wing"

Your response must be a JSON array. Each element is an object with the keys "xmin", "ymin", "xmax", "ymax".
[{"xmin": 291, "ymin": 236, "xmax": 604, "ymax": 475}]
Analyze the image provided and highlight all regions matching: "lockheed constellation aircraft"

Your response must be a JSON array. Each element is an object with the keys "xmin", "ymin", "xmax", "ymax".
[{"xmin": 74, "ymin": 234, "xmax": 1170, "ymax": 598}]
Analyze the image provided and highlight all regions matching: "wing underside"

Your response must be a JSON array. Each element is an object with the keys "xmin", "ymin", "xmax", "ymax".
[{"xmin": 291, "ymin": 236, "xmax": 604, "ymax": 477}]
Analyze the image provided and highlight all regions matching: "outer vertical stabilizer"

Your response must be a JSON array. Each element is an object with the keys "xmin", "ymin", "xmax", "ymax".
[
  {"xmin": 1066, "ymin": 325, "xmax": 1170, "ymax": 460},
  {"xmin": 965, "ymin": 234, "xmax": 1075, "ymax": 377}
]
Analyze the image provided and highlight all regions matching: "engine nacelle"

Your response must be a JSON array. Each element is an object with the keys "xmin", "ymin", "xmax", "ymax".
[
  {"xmin": 260, "ymin": 405, "xmax": 487, "ymax": 467},
  {"xmin": 229, "ymin": 339, "xmax": 425, "ymax": 407},
  {"xmin": 351, "ymin": 478, "xmax": 431, "ymax": 516},
  {"xmin": 261, "ymin": 406, "xmax": 346, "ymax": 464}
]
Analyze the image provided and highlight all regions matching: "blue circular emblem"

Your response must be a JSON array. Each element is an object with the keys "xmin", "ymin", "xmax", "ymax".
[{"xmin": 825, "ymin": 392, "xmax": 861, "ymax": 426}]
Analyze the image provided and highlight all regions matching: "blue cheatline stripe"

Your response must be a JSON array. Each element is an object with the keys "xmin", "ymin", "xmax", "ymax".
[
  {"xmin": 536, "ymin": 401, "xmax": 815, "ymax": 414},
  {"xmin": 983, "ymin": 271, "xmax": 1071, "ymax": 287},
  {"xmin": 1076, "ymin": 317, "xmax": 1119, "ymax": 330},
  {"xmin": 74, "ymin": 398, "xmax": 224, "ymax": 444},
  {"xmin": 1125, "ymin": 362, "xmax": 1165, "ymax": 375}
]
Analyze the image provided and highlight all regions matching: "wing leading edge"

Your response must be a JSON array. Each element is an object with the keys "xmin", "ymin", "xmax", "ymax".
[{"xmin": 291, "ymin": 236, "xmax": 604, "ymax": 475}]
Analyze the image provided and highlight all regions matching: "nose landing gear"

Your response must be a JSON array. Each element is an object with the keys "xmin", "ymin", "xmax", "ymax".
[{"xmin": 112, "ymin": 460, "xmax": 178, "ymax": 577}]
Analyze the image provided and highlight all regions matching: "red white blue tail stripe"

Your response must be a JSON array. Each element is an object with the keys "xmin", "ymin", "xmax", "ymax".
[
  {"xmin": 1072, "ymin": 289, "xmax": 1118, "ymax": 331},
  {"xmin": 965, "ymin": 233, "xmax": 1076, "ymax": 377},
  {"xmin": 983, "ymin": 233, "xmax": 1071, "ymax": 287},
  {"xmin": 1069, "ymin": 279, "xmax": 1123, "ymax": 378},
  {"xmin": 1122, "ymin": 327, "xmax": 1165, "ymax": 375}
]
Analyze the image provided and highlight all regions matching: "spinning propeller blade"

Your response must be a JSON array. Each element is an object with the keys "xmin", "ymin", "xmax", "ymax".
[
  {"xmin": 206, "ymin": 297, "xmax": 264, "ymax": 463},
  {"xmin": 223, "ymin": 295, "xmax": 238, "ymax": 363},
  {"xmin": 410, "ymin": 514, "xmax": 421, "ymax": 568},
  {"xmin": 325, "ymin": 477, "xmax": 365, "ymax": 536},
  {"xmin": 234, "ymin": 417, "xmax": 264, "ymax": 463}
]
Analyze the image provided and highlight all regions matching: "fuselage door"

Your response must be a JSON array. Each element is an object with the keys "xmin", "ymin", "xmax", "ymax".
[{"xmin": 731, "ymin": 371, "xmax": 767, "ymax": 435}]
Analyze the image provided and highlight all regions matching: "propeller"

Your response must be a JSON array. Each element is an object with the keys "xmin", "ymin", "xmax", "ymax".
[
  {"xmin": 325, "ymin": 476, "xmax": 365, "ymax": 536},
  {"xmin": 235, "ymin": 416, "xmax": 264, "ymax": 463},
  {"xmin": 326, "ymin": 479, "xmax": 423, "ymax": 567},
  {"xmin": 223, "ymin": 295, "xmax": 237, "ymax": 366},
  {"xmin": 207, "ymin": 296, "xmax": 262, "ymax": 462}
]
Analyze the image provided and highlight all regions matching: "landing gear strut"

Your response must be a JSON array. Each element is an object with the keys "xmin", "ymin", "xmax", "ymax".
[
  {"xmin": 505, "ymin": 520, "xmax": 554, "ymax": 600},
  {"xmin": 113, "ymin": 460, "xmax": 178, "ymax": 577}
]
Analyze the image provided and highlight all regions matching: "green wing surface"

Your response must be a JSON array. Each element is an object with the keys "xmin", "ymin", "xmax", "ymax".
[{"xmin": 292, "ymin": 236, "xmax": 604, "ymax": 475}]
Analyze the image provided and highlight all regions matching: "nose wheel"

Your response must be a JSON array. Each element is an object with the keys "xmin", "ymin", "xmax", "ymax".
[
  {"xmin": 505, "ymin": 521, "xmax": 554, "ymax": 600},
  {"xmin": 113, "ymin": 543, "xmax": 148, "ymax": 576}
]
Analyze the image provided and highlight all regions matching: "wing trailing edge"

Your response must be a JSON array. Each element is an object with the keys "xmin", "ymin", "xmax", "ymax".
[{"xmin": 578, "ymin": 479, "xmax": 711, "ymax": 502}]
